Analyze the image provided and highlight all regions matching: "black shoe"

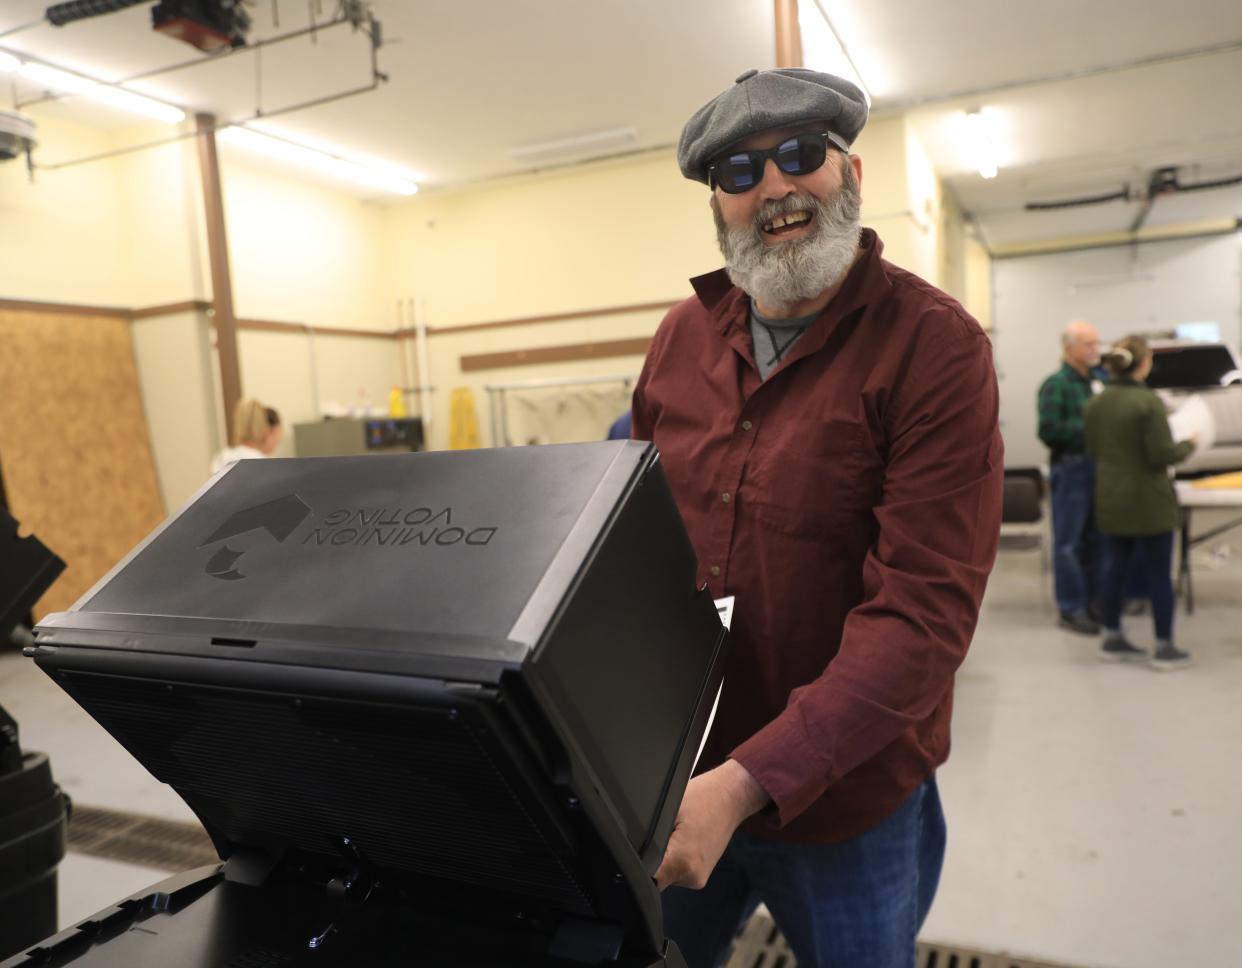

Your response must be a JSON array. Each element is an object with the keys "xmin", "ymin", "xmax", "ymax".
[
  {"xmin": 1059, "ymin": 609, "xmax": 1100, "ymax": 635},
  {"xmin": 1151, "ymin": 643, "xmax": 1192, "ymax": 671},
  {"xmin": 1099, "ymin": 636, "xmax": 1147, "ymax": 662}
]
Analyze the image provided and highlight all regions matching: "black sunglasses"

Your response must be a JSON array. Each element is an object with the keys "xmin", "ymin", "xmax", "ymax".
[{"xmin": 708, "ymin": 131, "xmax": 850, "ymax": 194}]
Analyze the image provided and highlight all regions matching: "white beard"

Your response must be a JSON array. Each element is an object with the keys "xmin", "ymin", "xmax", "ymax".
[{"xmin": 714, "ymin": 168, "xmax": 862, "ymax": 314}]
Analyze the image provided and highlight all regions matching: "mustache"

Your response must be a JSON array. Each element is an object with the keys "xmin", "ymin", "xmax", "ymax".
[{"xmin": 752, "ymin": 195, "xmax": 819, "ymax": 232}]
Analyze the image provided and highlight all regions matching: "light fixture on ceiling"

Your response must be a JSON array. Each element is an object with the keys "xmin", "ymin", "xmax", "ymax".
[
  {"xmin": 0, "ymin": 51, "xmax": 185, "ymax": 124},
  {"xmin": 507, "ymin": 126, "xmax": 639, "ymax": 163},
  {"xmin": 797, "ymin": 0, "xmax": 872, "ymax": 105},
  {"xmin": 961, "ymin": 109, "xmax": 999, "ymax": 180},
  {"xmin": 218, "ymin": 125, "xmax": 419, "ymax": 196}
]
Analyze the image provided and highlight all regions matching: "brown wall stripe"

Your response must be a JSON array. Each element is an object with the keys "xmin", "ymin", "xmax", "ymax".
[
  {"xmin": 0, "ymin": 297, "xmax": 129, "ymax": 319},
  {"xmin": 460, "ymin": 336, "xmax": 653, "ymax": 373},
  {"xmin": 405, "ymin": 298, "xmax": 678, "ymax": 339},
  {"xmin": 2, "ymin": 296, "xmax": 674, "ymax": 352},
  {"xmin": 129, "ymin": 300, "xmax": 212, "ymax": 320},
  {"xmin": 234, "ymin": 318, "xmax": 398, "ymax": 341}
]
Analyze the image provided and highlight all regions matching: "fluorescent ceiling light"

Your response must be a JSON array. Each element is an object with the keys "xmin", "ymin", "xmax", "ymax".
[
  {"xmin": 508, "ymin": 126, "xmax": 639, "ymax": 162},
  {"xmin": 17, "ymin": 61, "xmax": 185, "ymax": 124},
  {"xmin": 0, "ymin": 51, "xmax": 20, "ymax": 73},
  {"xmin": 961, "ymin": 109, "xmax": 999, "ymax": 180},
  {"xmin": 219, "ymin": 125, "xmax": 419, "ymax": 196},
  {"xmin": 797, "ymin": 0, "xmax": 872, "ymax": 105}
]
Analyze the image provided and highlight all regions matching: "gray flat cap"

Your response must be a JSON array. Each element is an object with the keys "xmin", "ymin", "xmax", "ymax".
[{"xmin": 678, "ymin": 68, "xmax": 868, "ymax": 184}]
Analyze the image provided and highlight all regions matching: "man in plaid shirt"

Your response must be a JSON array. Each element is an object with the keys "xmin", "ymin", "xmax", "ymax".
[{"xmin": 1038, "ymin": 320, "xmax": 1107, "ymax": 633}]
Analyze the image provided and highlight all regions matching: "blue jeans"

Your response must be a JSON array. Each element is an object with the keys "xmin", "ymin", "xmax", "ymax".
[
  {"xmin": 1100, "ymin": 532, "xmax": 1175, "ymax": 640},
  {"xmin": 662, "ymin": 777, "xmax": 946, "ymax": 968},
  {"xmin": 1050, "ymin": 456, "xmax": 1107, "ymax": 614}
]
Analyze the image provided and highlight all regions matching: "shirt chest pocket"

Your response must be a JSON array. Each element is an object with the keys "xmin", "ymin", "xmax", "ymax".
[{"xmin": 745, "ymin": 418, "xmax": 882, "ymax": 540}]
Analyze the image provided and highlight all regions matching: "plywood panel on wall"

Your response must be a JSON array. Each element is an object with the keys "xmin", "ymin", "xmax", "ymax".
[{"xmin": 0, "ymin": 309, "xmax": 165, "ymax": 617}]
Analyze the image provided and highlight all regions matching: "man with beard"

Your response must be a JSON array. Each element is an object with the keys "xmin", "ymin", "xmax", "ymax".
[{"xmin": 633, "ymin": 69, "xmax": 1003, "ymax": 968}]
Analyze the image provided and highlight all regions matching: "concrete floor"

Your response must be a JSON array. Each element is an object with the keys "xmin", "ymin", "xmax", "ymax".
[
  {"xmin": 922, "ymin": 512, "xmax": 1242, "ymax": 968},
  {"xmin": 2, "ymin": 510, "xmax": 1240, "ymax": 966}
]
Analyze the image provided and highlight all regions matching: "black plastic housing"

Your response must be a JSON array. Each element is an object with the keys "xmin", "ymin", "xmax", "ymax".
[
  {"xmin": 21, "ymin": 442, "xmax": 726, "ymax": 964},
  {"xmin": 0, "ymin": 508, "xmax": 65, "ymax": 642}
]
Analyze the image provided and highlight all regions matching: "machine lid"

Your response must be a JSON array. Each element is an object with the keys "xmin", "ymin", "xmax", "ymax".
[{"xmin": 68, "ymin": 442, "xmax": 652, "ymax": 658}]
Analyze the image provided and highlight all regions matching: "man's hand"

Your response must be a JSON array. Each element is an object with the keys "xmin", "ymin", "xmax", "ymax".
[{"xmin": 654, "ymin": 759, "xmax": 769, "ymax": 891}]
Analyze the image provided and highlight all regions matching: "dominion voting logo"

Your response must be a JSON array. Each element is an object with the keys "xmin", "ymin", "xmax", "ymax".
[
  {"xmin": 199, "ymin": 493, "xmax": 312, "ymax": 581},
  {"xmin": 200, "ymin": 495, "xmax": 499, "ymax": 580}
]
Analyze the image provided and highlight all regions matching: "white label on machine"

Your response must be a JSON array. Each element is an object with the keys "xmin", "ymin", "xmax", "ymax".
[{"xmin": 694, "ymin": 597, "xmax": 734, "ymax": 770}]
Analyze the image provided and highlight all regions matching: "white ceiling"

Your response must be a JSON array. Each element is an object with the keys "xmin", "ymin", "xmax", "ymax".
[{"xmin": 3, "ymin": 0, "xmax": 1242, "ymax": 247}]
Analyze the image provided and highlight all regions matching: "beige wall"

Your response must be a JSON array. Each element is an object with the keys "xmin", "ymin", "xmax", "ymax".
[
  {"xmin": 238, "ymin": 329, "xmax": 403, "ymax": 458},
  {"xmin": 0, "ymin": 117, "xmax": 209, "ymax": 308},
  {"xmin": 116, "ymin": 122, "xmax": 210, "ymax": 306},
  {"xmin": 0, "ymin": 116, "xmax": 130, "ymax": 306},
  {"xmin": 405, "ymin": 311, "xmax": 663, "ymax": 449},
  {"xmin": 901, "ymin": 122, "xmax": 942, "ymax": 285},
  {"xmin": 220, "ymin": 157, "xmax": 391, "ymax": 331},
  {"xmin": 5, "ymin": 108, "xmax": 993, "ymax": 477},
  {"xmin": 383, "ymin": 150, "xmax": 720, "ymax": 449},
  {"xmin": 2, "ymin": 112, "xmax": 403, "ymax": 507},
  {"xmin": 214, "ymin": 156, "xmax": 403, "ymax": 462},
  {"xmin": 964, "ymin": 234, "xmax": 994, "ymax": 332},
  {"xmin": 383, "ymin": 151, "xmax": 719, "ymax": 325},
  {"xmin": 130, "ymin": 308, "xmax": 219, "ymax": 511},
  {"xmin": 938, "ymin": 189, "xmax": 968, "ymax": 306},
  {"xmin": 851, "ymin": 115, "xmax": 945, "ymax": 287},
  {"xmin": 851, "ymin": 115, "xmax": 991, "ymax": 329}
]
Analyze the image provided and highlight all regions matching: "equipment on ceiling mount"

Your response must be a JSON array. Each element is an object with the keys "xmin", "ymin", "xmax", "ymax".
[
  {"xmin": 10, "ymin": 0, "xmax": 386, "ymax": 177},
  {"xmin": 42, "ymin": 0, "xmax": 254, "ymax": 50},
  {"xmin": 0, "ymin": 111, "xmax": 37, "ymax": 170},
  {"xmin": 1025, "ymin": 164, "xmax": 1242, "ymax": 232},
  {"xmin": 43, "ymin": 0, "xmax": 251, "ymax": 50},
  {"xmin": 44, "ymin": 0, "xmax": 151, "ymax": 27},
  {"xmin": 151, "ymin": 0, "xmax": 251, "ymax": 51}
]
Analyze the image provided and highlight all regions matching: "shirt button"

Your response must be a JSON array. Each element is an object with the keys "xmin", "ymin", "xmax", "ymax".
[
  {"xmin": 709, "ymin": 565, "xmax": 721, "ymax": 577},
  {"xmin": 721, "ymin": 492, "xmax": 732, "ymax": 504},
  {"xmin": 741, "ymin": 420, "xmax": 753, "ymax": 431}
]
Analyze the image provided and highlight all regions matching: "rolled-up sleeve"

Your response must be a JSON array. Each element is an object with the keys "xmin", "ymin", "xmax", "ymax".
[{"xmin": 731, "ymin": 328, "xmax": 1004, "ymax": 825}]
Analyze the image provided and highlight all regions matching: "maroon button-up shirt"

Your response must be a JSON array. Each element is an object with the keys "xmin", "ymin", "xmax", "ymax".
[{"xmin": 632, "ymin": 229, "xmax": 1003, "ymax": 843}]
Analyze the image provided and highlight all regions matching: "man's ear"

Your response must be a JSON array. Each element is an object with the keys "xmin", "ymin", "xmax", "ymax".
[{"xmin": 849, "ymin": 154, "xmax": 863, "ymax": 192}]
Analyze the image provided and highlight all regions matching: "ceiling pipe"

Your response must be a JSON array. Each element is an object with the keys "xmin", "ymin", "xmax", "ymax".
[{"xmin": 874, "ymin": 37, "xmax": 1242, "ymax": 115}]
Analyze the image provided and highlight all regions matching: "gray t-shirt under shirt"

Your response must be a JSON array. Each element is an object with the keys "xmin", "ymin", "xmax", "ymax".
[{"xmin": 749, "ymin": 301, "xmax": 820, "ymax": 380}]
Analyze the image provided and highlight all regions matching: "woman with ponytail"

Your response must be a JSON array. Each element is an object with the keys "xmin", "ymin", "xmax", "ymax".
[
  {"xmin": 1084, "ymin": 336, "xmax": 1197, "ymax": 669},
  {"xmin": 210, "ymin": 398, "xmax": 283, "ymax": 474}
]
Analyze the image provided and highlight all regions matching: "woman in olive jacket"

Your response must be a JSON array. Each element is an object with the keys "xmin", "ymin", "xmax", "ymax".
[{"xmin": 1084, "ymin": 335, "xmax": 1197, "ymax": 670}]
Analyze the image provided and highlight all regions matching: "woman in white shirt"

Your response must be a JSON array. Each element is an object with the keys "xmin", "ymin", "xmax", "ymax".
[{"xmin": 210, "ymin": 399, "xmax": 283, "ymax": 474}]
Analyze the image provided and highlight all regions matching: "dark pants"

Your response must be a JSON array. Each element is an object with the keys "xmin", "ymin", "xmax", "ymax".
[
  {"xmin": 1100, "ymin": 532, "xmax": 1176, "ymax": 640},
  {"xmin": 662, "ymin": 777, "xmax": 945, "ymax": 968},
  {"xmin": 1050, "ymin": 455, "xmax": 1108, "ymax": 614}
]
